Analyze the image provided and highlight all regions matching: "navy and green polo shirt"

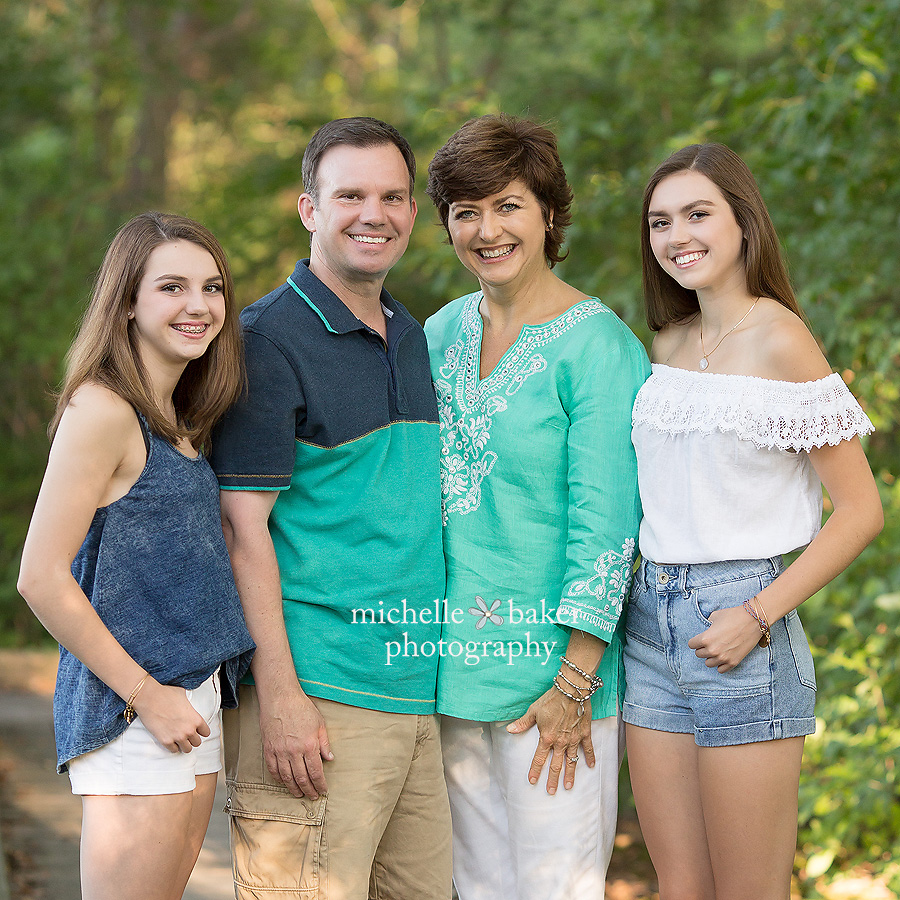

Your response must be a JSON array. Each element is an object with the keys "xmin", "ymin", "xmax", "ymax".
[{"xmin": 210, "ymin": 260, "xmax": 445, "ymax": 715}]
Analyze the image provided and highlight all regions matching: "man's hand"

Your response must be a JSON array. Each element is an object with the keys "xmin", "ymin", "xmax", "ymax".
[
  {"xmin": 259, "ymin": 684, "xmax": 333, "ymax": 799},
  {"xmin": 220, "ymin": 490, "xmax": 333, "ymax": 798}
]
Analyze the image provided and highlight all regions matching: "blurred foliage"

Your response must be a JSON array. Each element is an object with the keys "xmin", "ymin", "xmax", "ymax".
[
  {"xmin": 1, "ymin": 0, "xmax": 897, "ymax": 888},
  {"xmin": 800, "ymin": 480, "xmax": 900, "ymax": 896}
]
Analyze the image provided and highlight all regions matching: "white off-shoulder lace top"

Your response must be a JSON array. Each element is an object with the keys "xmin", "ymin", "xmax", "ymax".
[{"xmin": 631, "ymin": 364, "xmax": 874, "ymax": 564}]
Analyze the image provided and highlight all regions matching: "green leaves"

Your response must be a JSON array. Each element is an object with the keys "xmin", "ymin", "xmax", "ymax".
[
  {"xmin": 799, "ymin": 481, "xmax": 900, "ymax": 893},
  {"xmin": 2, "ymin": 3, "xmax": 898, "ymax": 887}
]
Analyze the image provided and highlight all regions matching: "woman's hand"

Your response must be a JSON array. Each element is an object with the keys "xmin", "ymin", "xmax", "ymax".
[
  {"xmin": 687, "ymin": 605, "xmax": 763, "ymax": 673},
  {"xmin": 507, "ymin": 686, "xmax": 595, "ymax": 794},
  {"xmin": 131, "ymin": 678, "xmax": 210, "ymax": 753}
]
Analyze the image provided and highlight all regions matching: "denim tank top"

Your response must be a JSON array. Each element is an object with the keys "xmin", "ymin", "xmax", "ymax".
[{"xmin": 54, "ymin": 413, "xmax": 254, "ymax": 772}]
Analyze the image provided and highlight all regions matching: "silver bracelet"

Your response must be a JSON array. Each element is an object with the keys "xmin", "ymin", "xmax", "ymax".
[
  {"xmin": 552, "ymin": 675, "xmax": 587, "ymax": 718},
  {"xmin": 560, "ymin": 655, "xmax": 603, "ymax": 690},
  {"xmin": 557, "ymin": 669, "xmax": 599, "ymax": 699}
]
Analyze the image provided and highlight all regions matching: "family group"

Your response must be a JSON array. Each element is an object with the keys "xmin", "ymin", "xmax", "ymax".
[{"xmin": 18, "ymin": 114, "xmax": 882, "ymax": 900}]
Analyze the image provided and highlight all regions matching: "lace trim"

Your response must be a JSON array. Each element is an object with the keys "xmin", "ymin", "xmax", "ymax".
[{"xmin": 632, "ymin": 365, "xmax": 874, "ymax": 451}]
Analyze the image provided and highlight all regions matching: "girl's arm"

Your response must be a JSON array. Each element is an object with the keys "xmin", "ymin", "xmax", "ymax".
[
  {"xmin": 17, "ymin": 385, "xmax": 209, "ymax": 752},
  {"xmin": 689, "ymin": 318, "xmax": 884, "ymax": 672}
]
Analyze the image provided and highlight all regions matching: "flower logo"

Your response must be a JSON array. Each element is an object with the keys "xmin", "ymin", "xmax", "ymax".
[{"xmin": 468, "ymin": 596, "xmax": 504, "ymax": 629}]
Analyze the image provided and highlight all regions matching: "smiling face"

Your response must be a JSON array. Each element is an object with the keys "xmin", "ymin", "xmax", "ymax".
[
  {"xmin": 298, "ymin": 142, "xmax": 417, "ymax": 290},
  {"xmin": 647, "ymin": 170, "xmax": 747, "ymax": 300},
  {"xmin": 447, "ymin": 180, "xmax": 550, "ymax": 292},
  {"xmin": 130, "ymin": 240, "xmax": 226, "ymax": 376}
]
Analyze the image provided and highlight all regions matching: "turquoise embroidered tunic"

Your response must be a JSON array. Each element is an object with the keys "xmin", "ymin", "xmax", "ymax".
[{"xmin": 425, "ymin": 293, "xmax": 650, "ymax": 721}]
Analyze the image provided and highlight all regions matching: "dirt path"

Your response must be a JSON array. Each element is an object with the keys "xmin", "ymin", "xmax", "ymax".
[
  {"xmin": 0, "ymin": 651, "xmax": 237, "ymax": 900},
  {"xmin": 0, "ymin": 649, "xmax": 659, "ymax": 899}
]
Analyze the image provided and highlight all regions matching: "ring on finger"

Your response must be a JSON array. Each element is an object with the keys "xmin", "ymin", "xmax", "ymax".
[{"xmin": 566, "ymin": 752, "xmax": 578, "ymax": 764}]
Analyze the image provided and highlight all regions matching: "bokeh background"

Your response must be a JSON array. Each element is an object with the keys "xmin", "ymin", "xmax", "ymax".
[{"xmin": 1, "ymin": 0, "xmax": 897, "ymax": 895}]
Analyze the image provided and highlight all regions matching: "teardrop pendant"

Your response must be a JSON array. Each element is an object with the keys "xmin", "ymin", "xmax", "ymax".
[{"xmin": 699, "ymin": 357, "xmax": 709, "ymax": 370}]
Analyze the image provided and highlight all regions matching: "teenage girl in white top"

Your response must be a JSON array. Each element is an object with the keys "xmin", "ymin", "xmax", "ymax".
[{"xmin": 623, "ymin": 144, "xmax": 883, "ymax": 900}]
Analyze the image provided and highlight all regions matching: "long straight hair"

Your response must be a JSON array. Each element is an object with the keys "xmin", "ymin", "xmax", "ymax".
[
  {"xmin": 641, "ymin": 143, "xmax": 803, "ymax": 331},
  {"xmin": 50, "ymin": 212, "xmax": 244, "ymax": 449}
]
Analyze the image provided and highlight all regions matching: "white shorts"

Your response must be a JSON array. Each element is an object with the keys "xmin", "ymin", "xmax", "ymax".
[{"xmin": 68, "ymin": 670, "xmax": 223, "ymax": 796}]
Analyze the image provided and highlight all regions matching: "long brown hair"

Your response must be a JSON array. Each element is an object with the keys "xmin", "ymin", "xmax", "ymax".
[
  {"xmin": 641, "ymin": 143, "xmax": 802, "ymax": 331},
  {"xmin": 50, "ymin": 212, "xmax": 244, "ymax": 449},
  {"xmin": 426, "ymin": 114, "xmax": 574, "ymax": 268}
]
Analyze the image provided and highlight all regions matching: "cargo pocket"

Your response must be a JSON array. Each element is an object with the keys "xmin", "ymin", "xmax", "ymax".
[{"xmin": 226, "ymin": 780, "xmax": 327, "ymax": 898}]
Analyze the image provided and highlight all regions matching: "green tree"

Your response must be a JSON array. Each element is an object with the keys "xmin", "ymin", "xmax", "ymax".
[{"xmin": 2, "ymin": 2, "xmax": 897, "ymax": 888}]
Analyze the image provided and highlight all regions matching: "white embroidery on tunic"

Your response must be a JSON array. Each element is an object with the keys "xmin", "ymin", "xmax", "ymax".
[
  {"xmin": 436, "ymin": 295, "xmax": 606, "ymax": 521},
  {"xmin": 566, "ymin": 538, "xmax": 636, "ymax": 617}
]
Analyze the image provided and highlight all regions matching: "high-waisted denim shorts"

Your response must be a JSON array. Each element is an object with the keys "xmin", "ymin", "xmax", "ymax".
[{"xmin": 622, "ymin": 557, "xmax": 816, "ymax": 747}]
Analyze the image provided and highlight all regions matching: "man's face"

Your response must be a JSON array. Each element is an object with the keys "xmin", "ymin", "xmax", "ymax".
[{"xmin": 299, "ymin": 143, "xmax": 417, "ymax": 289}]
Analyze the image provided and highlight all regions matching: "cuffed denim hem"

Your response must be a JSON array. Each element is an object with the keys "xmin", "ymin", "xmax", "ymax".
[
  {"xmin": 622, "ymin": 701, "xmax": 694, "ymax": 735},
  {"xmin": 694, "ymin": 715, "xmax": 816, "ymax": 748},
  {"xmin": 624, "ymin": 557, "xmax": 817, "ymax": 749}
]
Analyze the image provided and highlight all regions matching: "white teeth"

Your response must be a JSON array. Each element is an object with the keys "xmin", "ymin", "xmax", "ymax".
[
  {"xmin": 674, "ymin": 251, "xmax": 705, "ymax": 265},
  {"xmin": 172, "ymin": 324, "xmax": 207, "ymax": 334},
  {"xmin": 479, "ymin": 245, "xmax": 514, "ymax": 259},
  {"xmin": 351, "ymin": 235, "xmax": 389, "ymax": 243}
]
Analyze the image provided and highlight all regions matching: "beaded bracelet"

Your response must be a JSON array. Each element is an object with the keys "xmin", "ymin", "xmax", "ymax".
[
  {"xmin": 560, "ymin": 655, "xmax": 603, "ymax": 691},
  {"xmin": 742, "ymin": 596, "xmax": 770, "ymax": 647},
  {"xmin": 552, "ymin": 676, "xmax": 588, "ymax": 718},
  {"xmin": 557, "ymin": 669, "xmax": 592, "ymax": 697}
]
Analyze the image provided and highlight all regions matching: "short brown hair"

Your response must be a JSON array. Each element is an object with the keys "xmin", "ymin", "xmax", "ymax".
[
  {"xmin": 641, "ymin": 143, "xmax": 802, "ymax": 331},
  {"xmin": 302, "ymin": 117, "xmax": 416, "ymax": 205},
  {"xmin": 51, "ymin": 212, "xmax": 244, "ymax": 450},
  {"xmin": 426, "ymin": 115, "xmax": 573, "ymax": 267}
]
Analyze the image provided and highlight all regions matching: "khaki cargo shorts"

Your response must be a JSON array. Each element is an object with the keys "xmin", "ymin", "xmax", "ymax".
[{"xmin": 224, "ymin": 685, "xmax": 451, "ymax": 899}]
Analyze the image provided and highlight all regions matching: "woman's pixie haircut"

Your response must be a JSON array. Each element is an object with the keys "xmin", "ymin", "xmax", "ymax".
[{"xmin": 426, "ymin": 115, "xmax": 573, "ymax": 268}]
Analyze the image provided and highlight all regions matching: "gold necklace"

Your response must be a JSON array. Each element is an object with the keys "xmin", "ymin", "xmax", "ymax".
[{"xmin": 699, "ymin": 298, "xmax": 760, "ymax": 370}]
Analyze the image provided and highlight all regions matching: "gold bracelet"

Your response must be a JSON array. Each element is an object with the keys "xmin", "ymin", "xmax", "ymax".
[
  {"xmin": 123, "ymin": 673, "xmax": 150, "ymax": 723},
  {"xmin": 742, "ymin": 596, "xmax": 770, "ymax": 647}
]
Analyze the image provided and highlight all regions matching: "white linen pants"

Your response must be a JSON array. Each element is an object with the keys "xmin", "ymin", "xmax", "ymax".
[{"xmin": 441, "ymin": 714, "xmax": 621, "ymax": 900}]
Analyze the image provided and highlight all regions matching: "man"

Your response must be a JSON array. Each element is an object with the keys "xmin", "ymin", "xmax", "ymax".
[{"xmin": 211, "ymin": 118, "xmax": 450, "ymax": 900}]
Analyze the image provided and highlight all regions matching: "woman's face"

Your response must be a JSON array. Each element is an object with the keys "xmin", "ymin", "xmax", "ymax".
[
  {"xmin": 130, "ymin": 240, "xmax": 226, "ymax": 375},
  {"xmin": 647, "ymin": 170, "xmax": 746, "ymax": 298},
  {"xmin": 447, "ymin": 180, "xmax": 550, "ymax": 291}
]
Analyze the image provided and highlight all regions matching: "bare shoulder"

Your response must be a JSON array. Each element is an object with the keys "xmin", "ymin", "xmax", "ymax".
[
  {"xmin": 650, "ymin": 320, "xmax": 691, "ymax": 364},
  {"xmin": 59, "ymin": 384, "xmax": 138, "ymax": 440},
  {"xmin": 53, "ymin": 384, "xmax": 143, "ymax": 469},
  {"xmin": 755, "ymin": 301, "xmax": 833, "ymax": 383},
  {"xmin": 49, "ymin": 383, "xmax": 147, "ymax": 507}
]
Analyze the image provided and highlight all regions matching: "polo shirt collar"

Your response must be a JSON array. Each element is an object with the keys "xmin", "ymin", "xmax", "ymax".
[{"xmin": 286, "ymin": 260, "xmax": 403, "ymax": 335}]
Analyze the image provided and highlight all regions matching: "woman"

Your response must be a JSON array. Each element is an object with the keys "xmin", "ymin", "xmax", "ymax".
[
  {"xmin": 625, "ymin": 143, "xmax": 883, "ymax": 899},
  {"xmin": 18, "ymin": 212, "xmax": 255, "ymax": 900},
  {"xmin": 425, "ymin": 114, "xmax": 649, "ymax": 900}
]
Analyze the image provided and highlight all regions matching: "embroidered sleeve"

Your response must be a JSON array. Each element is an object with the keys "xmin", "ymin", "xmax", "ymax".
[
  {"xmin": 633, "ymin": 367, "xmax": 874, "ymax": 452},
  {"xmin": 556, "ymin": 324, "xmax": 649, "ymax": 638}
]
